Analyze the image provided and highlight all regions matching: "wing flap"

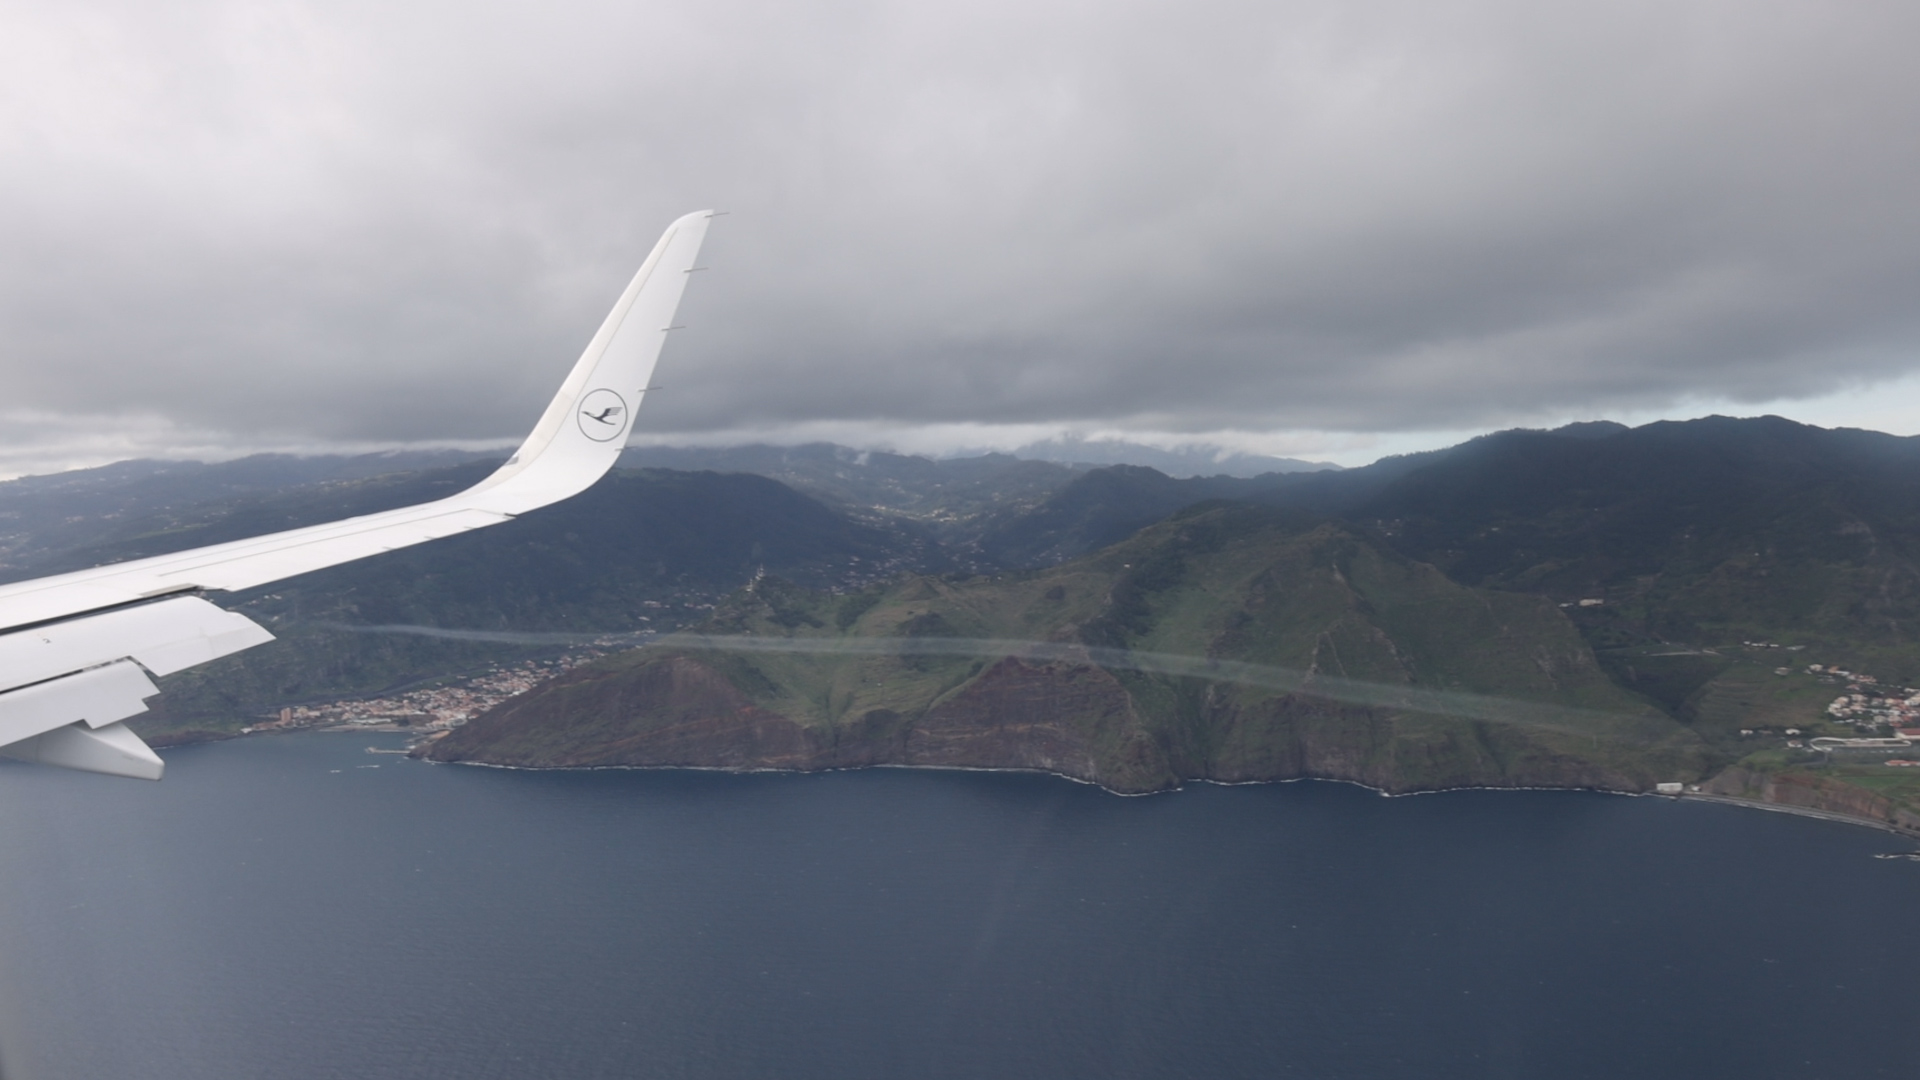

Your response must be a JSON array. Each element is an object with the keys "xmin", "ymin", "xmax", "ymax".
[
  {"xmin": 0, "ymin": 661, "xmax": 160, "ymax": 749},
  {"xmin": 0, "ymin": 592, "xmax": 272, "ymax": 782},
  {"xmin": 2, "ymin": 721, "xmax": 165, "ymax": 781}
]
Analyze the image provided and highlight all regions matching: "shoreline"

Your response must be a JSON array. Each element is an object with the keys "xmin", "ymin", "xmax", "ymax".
[
  {"xmin": 419, "ymin": 749, "xmax": 1917, "ymax": 838},
  {"xmin": 171, "ymin": 725, "xmax": 1920, "ymax": 840},
  {"xmin": 1676, "ymin": 790, "xmax": 1920, "ymax": 838},
  {"xmin": 150, "ymin": 722, "xmax": 419, "ymax": 748}
]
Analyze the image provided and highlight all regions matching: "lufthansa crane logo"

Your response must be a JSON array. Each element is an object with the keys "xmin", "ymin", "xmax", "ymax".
[{"xmin": 576, "ymin": 389, "xmax": 629, "ymax": 442}]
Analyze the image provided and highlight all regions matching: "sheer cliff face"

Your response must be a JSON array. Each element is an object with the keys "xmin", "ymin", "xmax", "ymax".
[
  {"xmin": 428, "ymin": 507, "xmax": 1706, "ymax": 794},
  {"xmin": 438, "ymin": 655, "xmax": 822, "ymax": 771},
  {"xmin": 905, "ymin": 656, "xmax": 1127, "ymax": 779}
]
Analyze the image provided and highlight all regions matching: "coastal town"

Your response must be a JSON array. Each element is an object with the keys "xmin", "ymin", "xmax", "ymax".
[
  {"xmin": 1776, "ymin": 662, "xmax": 1920, "ymax": 763},
  {"xmin": 235, "ymin": 591, "xmax": 737, "ymax": 744},
  {"xmin": 241, "ymin": 646, "xmax": 621, "ymax": 740},
  {"xmin": 231, "ymin": 558, "xmax": 938, "ymax": 747}
]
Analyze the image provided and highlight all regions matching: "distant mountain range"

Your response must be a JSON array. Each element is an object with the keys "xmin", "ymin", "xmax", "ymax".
[
  {"xmin": 995, "ymin": 436, "xmax": 1339, "ymax": 478},
  {"xmin": 8, "ymin": 417, "xmax": 1920, "ymax": 829},
  {"xmin": 617, "ymin": 443, "xmax": 1075, "ymax": 527},
  {"xmin": 621, "ymin": 437, "xmax": 1337, "ymax": 487}
]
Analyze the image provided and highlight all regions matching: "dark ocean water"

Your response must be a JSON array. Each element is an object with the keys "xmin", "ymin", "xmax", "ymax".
[{"xmin": 1, "ymin": 733, "xmax": 1916, "ymax": 1080}]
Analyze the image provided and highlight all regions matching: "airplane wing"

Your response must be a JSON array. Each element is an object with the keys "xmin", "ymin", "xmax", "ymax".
[{"xmin": 0, "ymin": 210, "xmax": 717, "ymax": 780}]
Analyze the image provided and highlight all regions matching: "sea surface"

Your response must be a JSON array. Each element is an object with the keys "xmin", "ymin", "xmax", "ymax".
[{"xmin": 0, "ymin": 733, "xmax": 1916, "ymax": 1080}]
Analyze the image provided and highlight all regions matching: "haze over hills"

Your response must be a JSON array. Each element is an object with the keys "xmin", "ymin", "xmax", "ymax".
[
  {"xmin": 617, "ymin": 443, "xmax": 1078, "ymax": 528},
  {"xmin": 7, "ymin": 416, "xmax": 1920, "ymax": 827},
  {"xmin": 995, "ymin": 436, "xmax": 1340, "ymax": 478},
  {"xmin": 0, "ymin": 437, "xmax": 1329, "ymax": 571},
  {"xmin": 621, "ymin": 437, "xmax": 1335, "ymax": 488}
]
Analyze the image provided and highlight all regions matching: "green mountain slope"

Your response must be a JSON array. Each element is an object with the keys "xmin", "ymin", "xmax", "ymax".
[
  {"xmin": 430, "ymin": 505, "xmax": 1709, "ymax": 793},
  {"xmin": 964, "ymin": 417, "xmax": 1920, "ymax": 741},
  {"xmin": 1351, "ymin": 417, "xmax": 1920, "ymax": 648},
  {"xmin": 1323, "ymin": 417, "xmax": 1920, "ymax": 755}
]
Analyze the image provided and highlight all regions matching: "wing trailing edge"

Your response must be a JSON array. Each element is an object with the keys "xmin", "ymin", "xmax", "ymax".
[{"xmin": 0, "ymin": 211, "xmax": 716, "ymax": 778}]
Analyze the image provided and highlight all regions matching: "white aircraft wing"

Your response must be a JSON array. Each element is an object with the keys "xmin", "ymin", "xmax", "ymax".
[{"xmin": 0, "ymin": 210, "xmax": 716, "ymax": 780}]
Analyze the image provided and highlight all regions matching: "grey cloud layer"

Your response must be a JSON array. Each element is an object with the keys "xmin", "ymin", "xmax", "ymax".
[{"xmin": 1, "ymin": 0, "xmax": 1915, "ymax": 449}]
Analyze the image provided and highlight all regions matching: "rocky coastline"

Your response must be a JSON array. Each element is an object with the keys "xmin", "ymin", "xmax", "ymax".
[
  {"xmin": 414, "ymin": 647, "xmax": 1920, "ymax": 834},
  {"xmin": 421, "ymin": 651, "xmax": 1676, "ymax": 795}
]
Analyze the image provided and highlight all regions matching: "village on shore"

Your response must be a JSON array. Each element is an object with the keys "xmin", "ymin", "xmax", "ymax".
[
  {"xmin": 241, "ymin": 646, "xmax": 620, "ymax": 742},
  {"xmin": 1796, "ymin": 663, "xmax": 1920, "ymax": 763}
]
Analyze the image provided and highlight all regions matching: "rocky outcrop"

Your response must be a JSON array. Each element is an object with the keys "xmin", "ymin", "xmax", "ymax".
[
  {"xmin": 426, "ymin": 655, "xmax": 823, "ymax": 770},
  {"xmin": 428, "ymin": 654, "xmax": 1171, "ymax": 789},
  {"xmin": 908, "ymin": 656, "xmax": 1147, "ymax": 784}
]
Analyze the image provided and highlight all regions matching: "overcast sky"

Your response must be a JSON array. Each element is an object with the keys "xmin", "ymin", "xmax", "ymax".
[{"xmin": 1, "ymin": 0, "xmax": 1916, "ymax": 475}]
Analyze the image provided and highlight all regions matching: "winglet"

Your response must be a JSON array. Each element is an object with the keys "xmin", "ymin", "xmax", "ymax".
[{"xmin": 465, "ymin": 210, "xmax": 714, "ymax": 513}]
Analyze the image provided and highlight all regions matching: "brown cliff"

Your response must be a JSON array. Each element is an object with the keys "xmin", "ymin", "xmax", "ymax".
[{"xmin": 428, "ymin": 654, "xmax": 1159, "ymax": 787}]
